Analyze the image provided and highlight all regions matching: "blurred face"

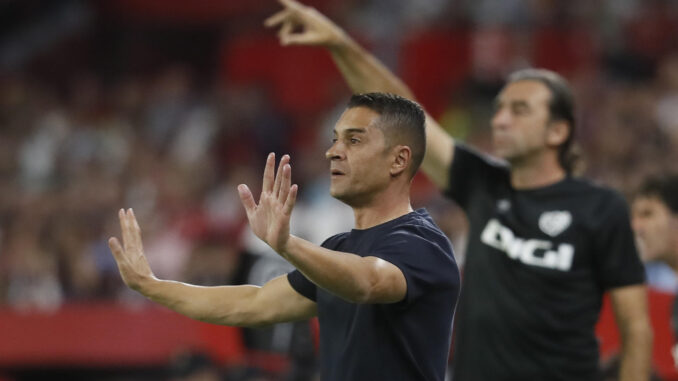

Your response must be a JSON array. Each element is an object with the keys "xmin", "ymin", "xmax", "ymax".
[
  {"xmin": 326, "ymin": 107, "xmax": 393, "ymax": 206},
  {"xmin": 491, "ymin": 80, "xmax": 556, "ymax": 164},
  {"xmin": 632, "ymin": 196, "xmax": 678, "ymax": 263}
]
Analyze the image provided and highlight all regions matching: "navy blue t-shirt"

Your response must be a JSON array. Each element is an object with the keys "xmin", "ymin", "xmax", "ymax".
[{"xmin": 287, "ymin": 209, "xmax": 460, "ymax": 381}]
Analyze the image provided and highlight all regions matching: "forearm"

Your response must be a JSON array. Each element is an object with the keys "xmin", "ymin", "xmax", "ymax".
[
  {"xmin": 137, "ymin": 278, "xmax": 265, "ymax": 327},
  {"xmin": 282, "ymin": 235, "xmax": 394, "ymax": 303},
  {"xmin": 329, "ymin": 37, "xmax": 415, "ymax": 99},
  {"xmin": 618, "ymin": 320, "xmax": 653, "ymax": 381}
]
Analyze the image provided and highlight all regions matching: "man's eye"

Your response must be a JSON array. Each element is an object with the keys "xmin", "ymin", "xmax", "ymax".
[
  {"xmin": 350, "ymin": 138, "xmax": 359, "ymax": 144},
  {"xmin": 513, "ymin": 106, "xmax": 528, "ymax": 115}
]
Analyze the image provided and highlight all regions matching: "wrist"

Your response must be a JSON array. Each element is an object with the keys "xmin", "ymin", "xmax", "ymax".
[
  {"xmin": 132, "ymin": 273, "xmax": 158, "ymax": 294},
  {"xmin": 280, "ymin": 235, "xmax": 302, "ymax": 261},
  {"xmin": 327, "ymin": 29, "xmax": 354, "ymax": 52}
]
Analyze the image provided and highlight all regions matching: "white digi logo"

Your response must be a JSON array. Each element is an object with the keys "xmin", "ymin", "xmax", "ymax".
[{"xmin": 481, "ymin": 219, "xmax": 575, "ymax": 271}]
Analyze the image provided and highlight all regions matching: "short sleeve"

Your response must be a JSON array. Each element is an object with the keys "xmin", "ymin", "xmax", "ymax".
[
  {"xmin": 287, "ymin": 270, "xmax": 317, "ymax": 302},
  {"xmin": 593, "ymin": 194, "xmax": 646, "ymax": 289},
  {"xmin": 371, "ymin": 228, "xmax": 458, "ymax": 307},
  {"xmin": 445, "ymin": 143, "xmax": 510, "ymax": 209},
  {"xmin": 286, "ymin": 233, "xmax": 348, "ymax": 302}
]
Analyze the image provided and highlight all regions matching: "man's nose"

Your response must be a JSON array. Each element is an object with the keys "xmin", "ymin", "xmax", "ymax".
[
  {"xmin": 491, "ymin": 108, "xmax": 510, "ymax": 130},
  {"xmin": 326, "ymin": 143, "xmax": 344, "ymax": 160}
]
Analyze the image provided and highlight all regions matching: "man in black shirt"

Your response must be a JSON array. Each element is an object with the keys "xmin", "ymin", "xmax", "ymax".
[
  {"xmin": 108, "ymin": 93, "xmax": 460, "ymax": 381},
  {"xmin": 266, "ymin": 1, "xmax": 653, "ymax": 380}
]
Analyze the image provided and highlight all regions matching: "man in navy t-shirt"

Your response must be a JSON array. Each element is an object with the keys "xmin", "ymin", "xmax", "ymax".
[{"xmin": 108, "ymin": 93, "xmax": 460, "ymax": 381}]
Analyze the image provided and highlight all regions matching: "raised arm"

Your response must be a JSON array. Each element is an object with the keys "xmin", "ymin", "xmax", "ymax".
[
  {"xmin": 609, "ymin": 284, "xmax": 653, "ymax": 381},
  {"xmin": 265, "ymin": 0, "xmax": 454, "ymax": 190},
  {"xmin": 238, "ymin": 153, "xmax": 407, "ymax": 304},
  {"xmin": 108, "ymin": 209, "xmax": 316, "ymax": 327}
]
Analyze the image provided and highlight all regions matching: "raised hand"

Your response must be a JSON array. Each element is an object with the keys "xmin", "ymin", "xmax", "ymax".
[
  {"xmin": 264, "ymin": 0, "xmax": 347, "ymax": 48},
  {"xmin": 238, "ymin": 153, "xmax": 298, "ymax": 254},
  {"xmin": 108, "ymin": 208, "xmax": 154, "ymax": 291}
]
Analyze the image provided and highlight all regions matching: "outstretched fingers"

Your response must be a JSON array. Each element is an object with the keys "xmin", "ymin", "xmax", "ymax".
[
  {"xmin": 108, "ymin": 236, "xmax": 124, "ymax": 262},
  {"xmin": 128, "ymin": 209, "xmax": 143, "ymax": 255},
  {"xmin": 278, "ymin": 163, "xmax": 292, "ymax": 203},
  {"xmin": 283, "ymin": 184, "xmax": 298, "ymax": 216},
  {"xmin": 278, "ymin": 20, "xmax": 294, "ymax": 45},
  {"xmin": 261, "ymin": 152, "xmax": 276, "ymax": 196},
  {"xmin": 118, "ymin": 208, "xmax": 142, "ymax": 254},
  {"xmin": 264, "ymin": 9, "xmax": 291, "ymax": 28},
  {"xmin": 238, "ymin": 184, "xmax": 256, "ymax": 216},
  {"xmin": 118, "ymin": 208, "xmax": 132, "ymax": 252},
  {"xmin": 273, "ymin": 155, "xmax": 290, "ymax": 198},
  {"xmin": 279, "ymin": 0, "xmax": 305, "ymax": 12}
]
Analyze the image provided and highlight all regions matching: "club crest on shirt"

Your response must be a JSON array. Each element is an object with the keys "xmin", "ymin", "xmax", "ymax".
[
  {"xmin": 538, "ymin": 211, "xmax": 572, "ymax": 237},
  {"xmin": 497, "ymin": 199, "xmax": 511, "ymax": 212}
]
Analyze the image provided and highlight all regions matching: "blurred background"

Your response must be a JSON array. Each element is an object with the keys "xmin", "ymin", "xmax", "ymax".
[{"xmin": 0, "ymin": 0, "xmax": 677, "ymax": 380}]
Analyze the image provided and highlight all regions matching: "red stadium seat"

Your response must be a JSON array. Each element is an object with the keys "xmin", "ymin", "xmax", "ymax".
[
  {"xmin": 400, "ymin": 29, "xmax": 471, "ymax": 116},
  {"xmin": 220, "ymin": 34, "xmax": 344, "ymax": 114}
]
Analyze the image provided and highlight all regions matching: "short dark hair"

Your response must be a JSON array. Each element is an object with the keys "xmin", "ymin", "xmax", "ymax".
[
  {"xmin": 637, "ymin": 174, "xmax": 678, "ymax": 214},
  {"xmin": 507, "ymin": 69, "xmax": 579, "ymax": 174},
  {"xmin": 347, "ymin": 93, "xmax": 426, "ymax": 179}
]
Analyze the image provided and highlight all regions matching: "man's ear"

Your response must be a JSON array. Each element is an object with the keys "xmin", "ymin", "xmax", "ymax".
[
  {"xmin": 546, "ymin": 120, "xmax": 570, "ymax": 147},
  {"xmin": 390, "ymin": 145, "xmax": 411, "ymax": 177}
]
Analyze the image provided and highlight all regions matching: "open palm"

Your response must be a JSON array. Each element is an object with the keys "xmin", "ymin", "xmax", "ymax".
[
  {"xmin": 238, "ymin": 153, "xmax": 298, "ymax": 253},
  {"xmin": 108, "ymin": 208, "xmax": 154, "ymax": 291}
]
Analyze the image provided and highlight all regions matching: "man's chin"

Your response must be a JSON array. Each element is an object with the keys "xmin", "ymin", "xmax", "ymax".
[
  {"xmin": 492, "ymin": 148, "xmax": 512, "ymax": 160},
  {"xmin": 330, "ymin": 190, "xmax": 347, "ymax": 201},
  {"xmin": 330, "ymin": 189, "xmax": 356, "ymax": 206}
]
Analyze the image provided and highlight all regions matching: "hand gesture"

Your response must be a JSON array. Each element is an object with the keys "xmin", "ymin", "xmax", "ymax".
[
  {"xmin": 108, "ymin": 209, "xmax": 154, "ymax": 292},
  {"xmin": 238, "ymin": 153, "xmax": 298, "ymax": 254},
  {"xmin": 265, "ymin": 0, "xmax": 347, "ymax": 48}
]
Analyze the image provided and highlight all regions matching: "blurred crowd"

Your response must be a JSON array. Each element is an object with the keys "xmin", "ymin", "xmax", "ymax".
[{"xmin": 0, "ymin": 0, "xmax": 677, "ymax": 379}]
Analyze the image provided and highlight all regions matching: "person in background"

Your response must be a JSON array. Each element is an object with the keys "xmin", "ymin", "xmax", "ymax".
[{"xmin": 633, "ymin": 174, "xmax": 678, "ymax": 369}]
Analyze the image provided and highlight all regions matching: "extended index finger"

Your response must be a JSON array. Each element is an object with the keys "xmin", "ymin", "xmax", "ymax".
[
  {"xmin": 262, "ymin": 153, "xmax": 276, "ymax": 195},
  {"xmin": 264, "ymin": 9, "xmax": 291, "ymax": 28},
  {"xmin": 118, "ymin": 208, "xmax": 131, "ymax": 251},
  {"xmin": 127, "ymin": 209, "xmax": 143, "ymax": 254},
  {"xmin": 279, "ymin": 0, "xmax": 305, "ymax": 12}
]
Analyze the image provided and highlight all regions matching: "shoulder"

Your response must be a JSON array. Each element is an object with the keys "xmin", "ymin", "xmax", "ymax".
[
  {"xmin": 564, "ymin": 177, "xmax": 631, "ymax": 224},
  {"xmin": 447, "ymin": 143, "xmax": 511, "ymax": 200},
  {"xmin": 454, "ymin": 143, "xmax": 510, "ymax": 173},
  {"xmin": 320, "ymin": 232, "xmax": 350, "ymax": 250},
  {"xmin": 381, "ymin": 210, "xmax": 455, "ymax": 257},
  {"xmin": 566, "ymin": 177, "xmax": 628, "ymax": 208}
]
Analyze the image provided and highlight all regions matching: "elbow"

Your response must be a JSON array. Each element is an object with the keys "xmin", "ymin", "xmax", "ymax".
[
  {"xmin": 350, "ymin": 288, "xmax": 373, "ymax": 304},
  {"xmin": 347, "ymin": 273, "xmax": 393, "ymax": 304},
  {"xmin": 337, "ymin": 276, "xmax": 376, "ymax": 304},
  {"xmin": 621, "ymin": 319, "xmax": 653, "ymax": 347},
  {"xmin": 347, "ymin": 259, "xmax": 405, "ymax": 304}
]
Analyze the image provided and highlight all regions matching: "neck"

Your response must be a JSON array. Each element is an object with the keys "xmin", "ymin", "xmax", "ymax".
[
  {"xmin": 351, "ymin": 183, "xmax": 413, "ymax": 230},
  {"xmin": 510, "ymin": 152, "xmax": 566, "ymax": 189},
  {"xmin": 668, "ymin": 257, "xmax": 678, "ymax": 274},
  {"xmin": 670, "ymin": 242, "xmax": 678, "ymax": 274}
]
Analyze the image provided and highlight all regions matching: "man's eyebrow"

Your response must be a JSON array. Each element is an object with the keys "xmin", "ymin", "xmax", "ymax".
[
  {"xmin": 333, "ymin": 127, "xmax": 367, "ymax": 135},
  {"xmin": 511, "ymin": 100, "xmax": 529, "ymax": 108},
  {"xmin": 494, "ymin": 98, "xmax": 530, "ymax": 108}
]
